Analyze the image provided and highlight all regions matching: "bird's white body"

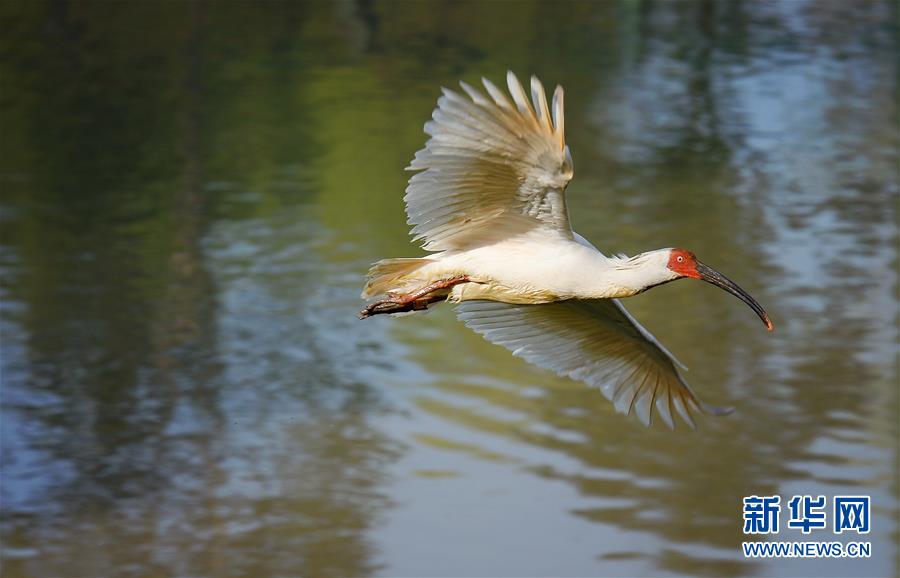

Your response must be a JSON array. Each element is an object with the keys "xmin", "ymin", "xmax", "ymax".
[
  {"xmin": 360, "ymin": 71, "xmax": 771, "ymax": 429},
  {"xmin": 404, "ymin": 235, "xmax": 677, "ymax": 304}
]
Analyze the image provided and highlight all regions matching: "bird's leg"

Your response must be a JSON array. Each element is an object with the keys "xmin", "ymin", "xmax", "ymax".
[{"xmin": 359, "ymin": 275, "xmax": 469, "ymax": 319}]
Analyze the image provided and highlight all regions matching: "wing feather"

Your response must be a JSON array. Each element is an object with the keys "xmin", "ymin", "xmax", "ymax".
[
  {"xmin": 459, "ymin": 80, "xmax": 492, "ymax": 106},
  {"xmin": 507, "ymin": 70, "xmax": 537, "ymax": 119},
  {"xmin": 530, "ymin": 76, "xmax": 552, "ymax": 131},
  {"xmin": 551, "ymin": 86, "xmax": 565, "ymax": 148},
  {"xmin": 405, "ymin": 71, "xmax": 574, "ymax": 251},
  {"xmin": 482, "ymin": 76, "xmax": 514, "ymax": 109},
  {"xmin": 456, "ymin": 299, "xmax": 732, "ymax": 429}
]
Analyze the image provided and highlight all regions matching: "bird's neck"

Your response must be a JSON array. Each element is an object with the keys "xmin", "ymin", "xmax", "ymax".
[{"xmin": 587, "ymin": 250, "xmax": 677, "ymax": 299}]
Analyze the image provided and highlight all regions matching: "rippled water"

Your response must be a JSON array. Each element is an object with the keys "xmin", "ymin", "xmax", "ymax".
[{"xmin": 1, "ymin": 1, "xmax": 897, "ymax": 577}]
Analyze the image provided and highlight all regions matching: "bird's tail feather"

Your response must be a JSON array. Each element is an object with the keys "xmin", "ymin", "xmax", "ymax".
[{"xmin": 362, "ymin": 257, "xmax": 433, "ymax": 298}]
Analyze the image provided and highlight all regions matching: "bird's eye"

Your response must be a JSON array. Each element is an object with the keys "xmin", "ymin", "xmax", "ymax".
[{"xmin": 676, "ymin": 255, "xmax": 684, "ymax": 263}]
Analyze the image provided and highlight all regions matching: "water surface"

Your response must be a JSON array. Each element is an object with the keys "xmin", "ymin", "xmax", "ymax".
[{"xmin": 1, "ymin": 1, "xmax": 897, "ymax": 576}]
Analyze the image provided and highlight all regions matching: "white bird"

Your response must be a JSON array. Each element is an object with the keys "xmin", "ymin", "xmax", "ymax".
[{"xmin": 360, "ymin": 71, "xmax": 773, "ymax": 429}]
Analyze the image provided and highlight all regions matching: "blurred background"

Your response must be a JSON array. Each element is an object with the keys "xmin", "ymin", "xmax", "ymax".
[{"xmin": 1, "ymin": 1, "xmax": 897, "ymax": 576}]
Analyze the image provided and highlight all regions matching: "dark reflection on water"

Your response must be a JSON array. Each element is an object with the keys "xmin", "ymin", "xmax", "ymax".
[{"xmin": 1, "ymin": 1, "xmax": 896, "ymax": 577}]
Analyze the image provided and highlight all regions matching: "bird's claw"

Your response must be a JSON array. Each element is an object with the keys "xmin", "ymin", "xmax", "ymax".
[
  {"xmin": 358, "ymin": 297, "xmax": 433, "ymax": 319},
  {"xmin": 359, "ymin": 299, "xmax": 397, "ymax": 319}
]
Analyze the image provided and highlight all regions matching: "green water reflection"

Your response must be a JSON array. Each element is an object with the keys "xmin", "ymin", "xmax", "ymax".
[{"xmin": 1, "ymin": 1, "xmax": 897, "ymax": 577}]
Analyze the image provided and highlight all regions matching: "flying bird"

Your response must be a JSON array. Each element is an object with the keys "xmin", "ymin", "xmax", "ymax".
[{"xmin": 359, "ymin": 71, "xmax": 773, "ymax": 428}]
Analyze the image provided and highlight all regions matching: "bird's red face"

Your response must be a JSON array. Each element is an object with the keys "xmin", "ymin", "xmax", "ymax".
[
  {"xmin": 666, "ymin": 248, "xmax": 701, "ymax": 279},
  {"xmin": 666, "ymin": 247, "xmax": 774, "ymax": 331}
]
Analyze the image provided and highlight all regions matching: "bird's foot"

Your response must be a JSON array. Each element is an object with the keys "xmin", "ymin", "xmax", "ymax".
[
  {"xmin": 358, "ymin": 296, "xmax": 435, "ymax": 319},
  {"xmin": 358, "ymin": 275, "xmax": 469, "ymax": 319}
]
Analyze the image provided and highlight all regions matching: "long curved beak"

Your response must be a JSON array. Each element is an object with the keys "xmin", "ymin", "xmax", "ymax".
[{"xmin": 695, "ymin": 262, "xmax": 774, "ymax": 331}]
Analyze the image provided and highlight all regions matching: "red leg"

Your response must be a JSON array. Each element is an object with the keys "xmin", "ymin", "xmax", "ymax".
[{"xmin": 359, "ymin": 275, "xmax": 469, "ymax": 319}]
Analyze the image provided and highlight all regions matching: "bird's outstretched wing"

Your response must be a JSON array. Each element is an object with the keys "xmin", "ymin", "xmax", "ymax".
[
  {"xmin": 406, "ymin": 71, "xmax": 574, "ymax": 251},
  {"xmin": 456, "ymin": 299, "xmax": 732, "ymax": 429}
]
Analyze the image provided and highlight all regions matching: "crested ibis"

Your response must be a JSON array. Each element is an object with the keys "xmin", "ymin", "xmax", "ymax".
[{"xmin": 359, "ymin": 71, "xmax": 773, "ymax": 428}]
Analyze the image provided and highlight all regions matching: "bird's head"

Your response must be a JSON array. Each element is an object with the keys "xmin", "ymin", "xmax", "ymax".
[{"xmin": 666, "ymin": 248, "xmax": 774, "ymax": 331}]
